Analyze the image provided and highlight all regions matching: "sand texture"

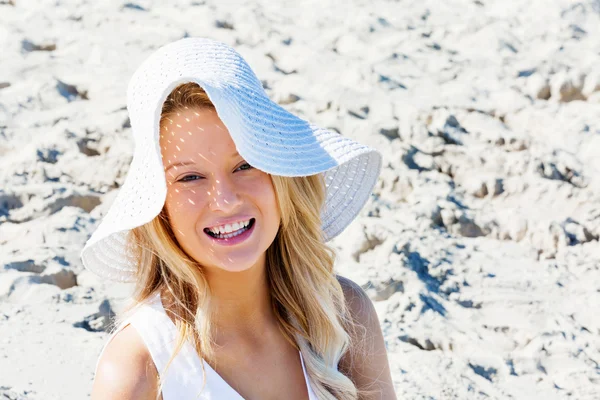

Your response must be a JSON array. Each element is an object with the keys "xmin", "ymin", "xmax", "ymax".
[{"xmin": 1, "ymin": 0, "xmax": 600, "ymax": 398}]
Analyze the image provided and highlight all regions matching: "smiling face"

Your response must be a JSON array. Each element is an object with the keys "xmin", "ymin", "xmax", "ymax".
[{"xmin": 159, "ymin": 107, "xmax": 281, "ymax": 274}]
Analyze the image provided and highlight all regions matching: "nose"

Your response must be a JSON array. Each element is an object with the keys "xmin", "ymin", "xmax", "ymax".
[{"xmin": 207, "ymin": 176, "xmax": 243, "ymax": 214}]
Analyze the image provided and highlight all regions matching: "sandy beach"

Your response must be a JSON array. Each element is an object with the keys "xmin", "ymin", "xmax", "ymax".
[{"xmin": 1, "ymin": 0, "xmax": 599, "ymax": 398}]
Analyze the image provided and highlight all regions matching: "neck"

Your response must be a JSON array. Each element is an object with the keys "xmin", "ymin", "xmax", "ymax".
[{"xmin": 204, "ymin": 255, "xmax": 275, "ymax": 334}]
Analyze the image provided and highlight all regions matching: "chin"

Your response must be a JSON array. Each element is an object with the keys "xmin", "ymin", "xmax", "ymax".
[
  {"xmin": 215, "ymin": 259, "xmax": 257, "ymax": 273},
  {"xmin": 200, "ymin": 252, "xmax": 266, "ymax": 273},
  {"xmin": 191, "ymin": 227, "xmax": 278, "ymax": 274},
  {"xmin": 214, "ymin": 265, "xmax": 255, "ymax": 273}
]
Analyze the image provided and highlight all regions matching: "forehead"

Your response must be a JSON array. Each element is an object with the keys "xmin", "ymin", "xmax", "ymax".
[{"xmin": 159, "ymin": 107, "xmax": 237, "ymax": 162}]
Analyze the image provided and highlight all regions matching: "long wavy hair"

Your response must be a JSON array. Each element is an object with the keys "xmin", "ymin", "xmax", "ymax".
[{"xmin": 120, "ymin": 82, "xmax": 360, "ymax": 399}]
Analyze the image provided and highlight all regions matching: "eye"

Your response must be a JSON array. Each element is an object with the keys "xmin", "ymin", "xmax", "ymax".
[
  {"xmin": 177, "ymin": 174, "xmax": 203, "ymax": 182},
  {"xmin": 236, "ymin": 163, "xmax": 253, "ymax": 171}
]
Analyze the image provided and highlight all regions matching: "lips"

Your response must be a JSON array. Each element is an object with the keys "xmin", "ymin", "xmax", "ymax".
[{"xmin": 203, "ymin": 218, "xmax": 256, "ymax": 239}]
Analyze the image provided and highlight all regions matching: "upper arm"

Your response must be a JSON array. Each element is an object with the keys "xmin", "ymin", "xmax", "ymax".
[
  {"xmin": 337, "ymin": 275, "xmax": 397, "ymax": 400},
  {"xmin": 91, "ymin": 324, "xmax": 160, "ymax": 400}
]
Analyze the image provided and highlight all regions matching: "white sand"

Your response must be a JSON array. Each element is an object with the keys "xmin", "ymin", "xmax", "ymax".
[{"xmin": 1, "ymin": 0, "xmax": 599, "ymax": 398}]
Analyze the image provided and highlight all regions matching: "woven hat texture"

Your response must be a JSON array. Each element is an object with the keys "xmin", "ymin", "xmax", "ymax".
[{"xmin": 80, "ymin": 37, "xmax": 382, "ymax": 282}]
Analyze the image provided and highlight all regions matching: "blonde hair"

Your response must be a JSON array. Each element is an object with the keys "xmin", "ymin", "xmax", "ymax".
[{"xmin": 120, "ymin": 82, "xmax": 360, "ymax": 399}]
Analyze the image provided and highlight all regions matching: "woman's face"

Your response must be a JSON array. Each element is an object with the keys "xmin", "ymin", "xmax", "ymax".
[{"xmin": 159, "ymin": 107, "xmax": 281, "ymax": 273}]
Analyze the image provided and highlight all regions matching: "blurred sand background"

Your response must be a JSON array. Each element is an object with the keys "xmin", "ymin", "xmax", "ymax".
[{"xmin": 1, "ymin": 0, "xmax": 600, "ymax": 398}]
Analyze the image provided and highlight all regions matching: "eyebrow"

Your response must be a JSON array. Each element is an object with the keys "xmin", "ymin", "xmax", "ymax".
[
  {"xmin": 164, "ymin": 151, "xmax": 242, "ymax": 173},
  {"xmin": 164, "ymin": 161, "xmax": 196, "ymax": 174}
]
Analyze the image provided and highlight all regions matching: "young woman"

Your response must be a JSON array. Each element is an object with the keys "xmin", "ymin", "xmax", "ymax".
[{"xmin": 82, "ymin": 37, "xmax": 395, "ymax": 400}]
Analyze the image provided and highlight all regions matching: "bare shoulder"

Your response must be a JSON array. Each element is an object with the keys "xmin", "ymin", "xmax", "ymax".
[
  {"xmin": 336, "ymin": 275, "xmax": 397, "ymax": 400},
  {"xmin": 337, "ymin": 275, "xmax": 377, "ymax": 324},
  {"xmin": 91, "ymin": 324, "xmax": 160, "ymax": 400}
]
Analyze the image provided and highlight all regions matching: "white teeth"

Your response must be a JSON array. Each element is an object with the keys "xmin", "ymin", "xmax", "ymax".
[{"xmin": 208, "ymin": 219, "xmax": 251, "ymax": 236}]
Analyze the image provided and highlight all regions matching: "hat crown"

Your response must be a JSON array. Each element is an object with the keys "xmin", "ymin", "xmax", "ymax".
[{"xmin": 126, "ymin": 37, "xmax": 265, "ymax": 143}]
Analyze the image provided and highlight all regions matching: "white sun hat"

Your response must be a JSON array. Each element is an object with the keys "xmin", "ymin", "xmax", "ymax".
[{"xmin": 80, "ymin": 37, "xmax": 382, "ymax": 282}]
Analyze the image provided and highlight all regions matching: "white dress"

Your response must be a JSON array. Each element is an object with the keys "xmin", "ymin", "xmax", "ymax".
[{"xmin": 96, "ymin": 293, "xmax": 318, "ymax": 399}]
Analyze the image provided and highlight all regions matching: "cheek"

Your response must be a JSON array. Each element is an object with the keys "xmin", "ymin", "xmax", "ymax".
[
  {"xmin": 164, "ymin": 190, "xmax": 203, "ymax": 232},
  {"xmin": 249, "ymin": 176, "xmax": 280, "ymax": 222}
]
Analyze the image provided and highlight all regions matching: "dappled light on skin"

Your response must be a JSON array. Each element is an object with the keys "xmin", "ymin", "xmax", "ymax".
[
  {"xmin": 195, "ymin": 151, "xmax": 216, "ymax": 166},
  {"xmin": 159, "ymin": 107, "xmax": 281, "ymax": 274}
]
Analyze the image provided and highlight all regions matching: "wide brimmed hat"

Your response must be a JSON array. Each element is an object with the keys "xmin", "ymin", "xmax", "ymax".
[{"xmin": 80, "ymin": 37, "xmax": 381, "ymax": 282}]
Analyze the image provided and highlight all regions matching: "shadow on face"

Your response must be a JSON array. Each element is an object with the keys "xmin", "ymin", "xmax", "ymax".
[{"xmin": 159, "ymin": 107, "xmax": 281, "ymax": 274}]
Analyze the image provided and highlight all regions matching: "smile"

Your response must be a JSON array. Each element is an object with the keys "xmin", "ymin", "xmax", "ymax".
[{"xmin": 203, "ymin": 218, "xmax": 255, "ymax": 239}]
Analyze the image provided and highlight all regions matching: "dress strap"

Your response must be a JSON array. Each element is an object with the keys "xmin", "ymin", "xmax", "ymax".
[{"xmin": 93, "ymin": 295, "xmax": 177, "ymax": 377}]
